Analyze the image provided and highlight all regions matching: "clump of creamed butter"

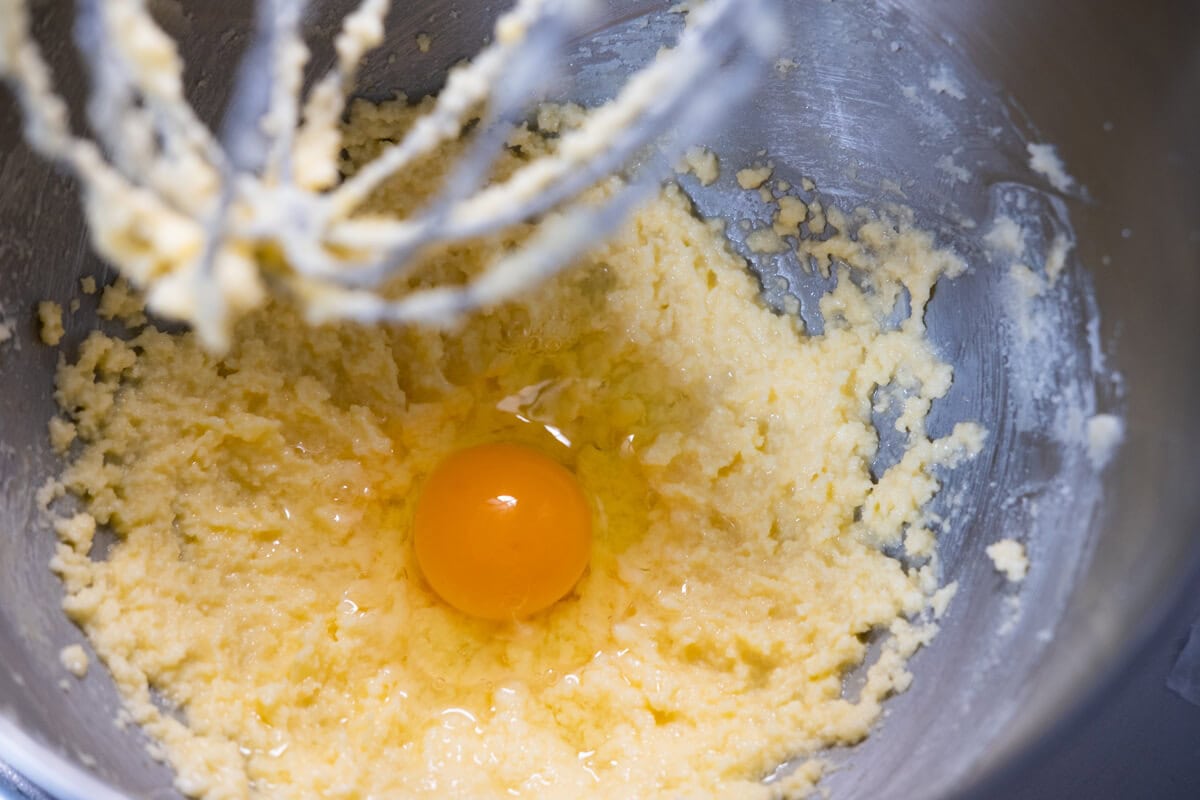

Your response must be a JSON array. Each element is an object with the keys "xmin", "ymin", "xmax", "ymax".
[{"xmin": 47, "ymin": 101, "xmax": 982, "ymax": 800}]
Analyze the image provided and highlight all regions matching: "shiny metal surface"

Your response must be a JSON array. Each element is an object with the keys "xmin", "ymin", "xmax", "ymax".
[{"xmin": 0, "ymin": 1, "xmax": 1197, "ymax": 799}]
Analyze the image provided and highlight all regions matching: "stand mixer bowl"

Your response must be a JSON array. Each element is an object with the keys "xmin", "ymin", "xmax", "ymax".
[{"xmin": 0, "ymin": 1, "xmax": 1197, "ymax": 798}]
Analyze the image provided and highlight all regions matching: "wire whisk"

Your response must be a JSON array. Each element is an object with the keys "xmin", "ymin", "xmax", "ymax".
[{"xmin": 0, "ymin": 0, "xmax": 780, "ymax": 350}]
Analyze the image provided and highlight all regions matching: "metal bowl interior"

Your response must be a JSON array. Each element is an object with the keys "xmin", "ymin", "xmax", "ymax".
[{"xmin": 0, "ymin": 1, "xmax": 1197, "ymax": 798}]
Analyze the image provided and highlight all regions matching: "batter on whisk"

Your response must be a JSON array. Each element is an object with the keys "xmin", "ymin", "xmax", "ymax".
[{"xmin": 0, "ymin": 0, "xmax": 777, "ymax": 349}]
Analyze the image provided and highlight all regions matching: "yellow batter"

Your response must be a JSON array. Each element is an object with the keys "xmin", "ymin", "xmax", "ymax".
[{"xmin": 48, "ymin": 101, "xmax": 982, "ymax": 799}]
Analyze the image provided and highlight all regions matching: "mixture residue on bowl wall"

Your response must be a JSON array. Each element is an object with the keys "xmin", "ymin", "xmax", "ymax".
[{"xmin": 43, "ymin": 101, "xmax": 983, "ymax": 799}]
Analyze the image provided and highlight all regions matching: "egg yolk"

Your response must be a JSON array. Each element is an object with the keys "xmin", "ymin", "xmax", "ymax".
[{"xmin": 413, "ymin": 442, "xmax": 593, "ymax": 620}]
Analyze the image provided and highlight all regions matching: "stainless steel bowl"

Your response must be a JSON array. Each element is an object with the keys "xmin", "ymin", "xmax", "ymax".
[{"xmin": 1, "ymin": 1, "xmax": 1197, "ymax": 798}]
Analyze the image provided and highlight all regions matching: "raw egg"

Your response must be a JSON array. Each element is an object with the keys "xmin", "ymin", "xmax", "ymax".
[{"xmin": 413, "ymin": 442, "xmax": 592, "ymax": 620}]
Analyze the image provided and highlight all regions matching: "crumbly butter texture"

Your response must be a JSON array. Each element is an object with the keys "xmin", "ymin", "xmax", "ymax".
[
  {"xmin": 986, "ymin": 539, "xmax": 1029, "ymax": 583},
  {"xmin": 37, "ymin": 300, "xmax": 64, "ymax": 345},
  {"xmin": 50, "ymin": 103, "xmax": 981, "ymax": 800}
]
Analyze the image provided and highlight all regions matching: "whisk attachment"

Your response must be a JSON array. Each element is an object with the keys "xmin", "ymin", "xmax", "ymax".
[{"xmin": 0, "ymin": 0, "xmax": 781, "ymax": 350}]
